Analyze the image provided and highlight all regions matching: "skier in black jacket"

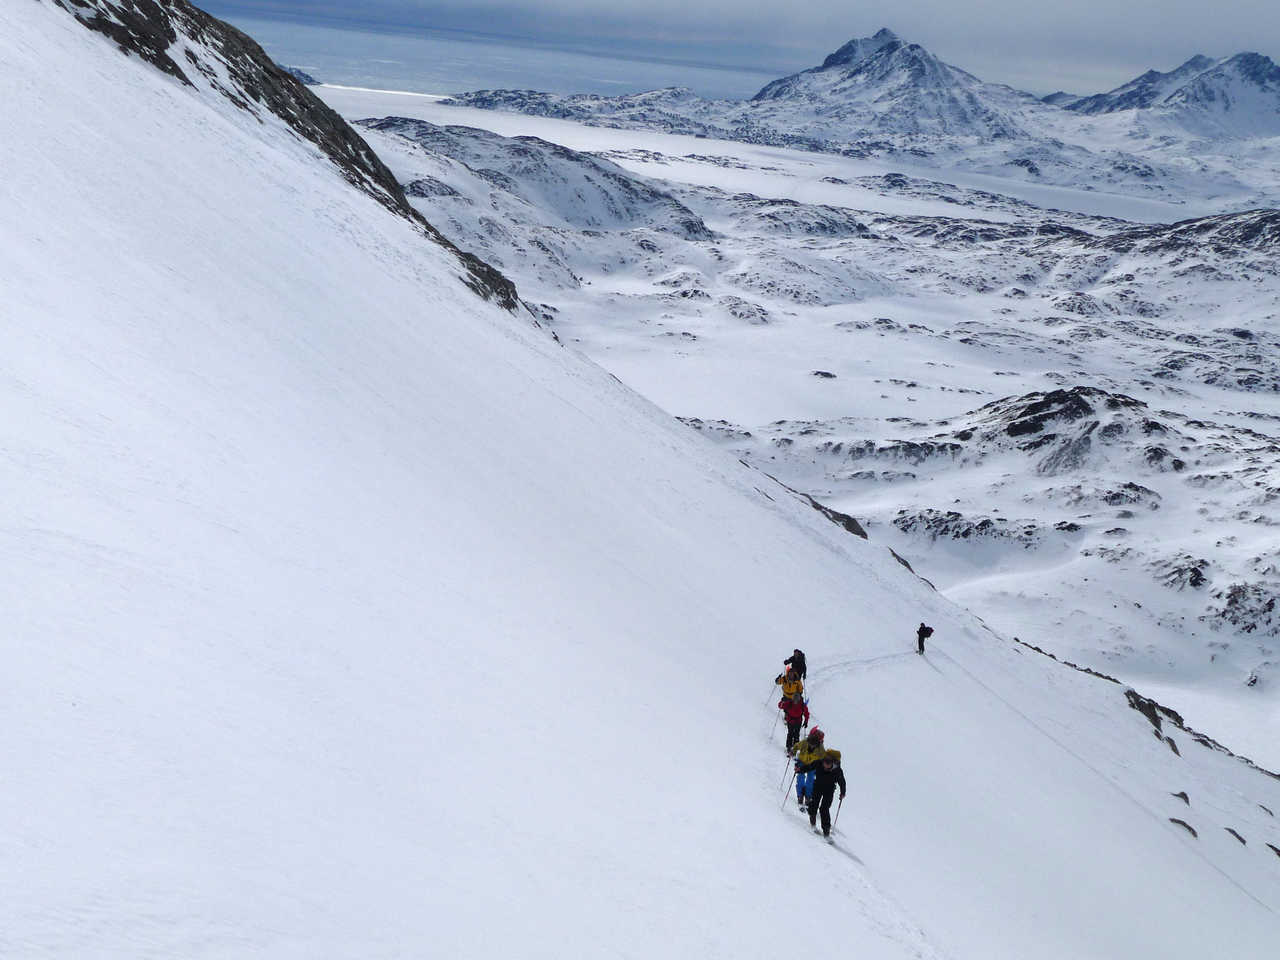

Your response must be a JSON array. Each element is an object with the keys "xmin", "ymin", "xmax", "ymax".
[
  {"xmin": 783, "ymin": 648, "xmax": 807, "ymax": 679},
  {"xmin": 800, "ymin": 750, "xmax": 846, "ymax": 838},
  {"xmin": 916, "ymin": 623, "xmax": 933, "ymax": 655}
]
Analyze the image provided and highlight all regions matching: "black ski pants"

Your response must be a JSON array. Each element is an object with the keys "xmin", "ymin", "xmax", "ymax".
[
  {"xmin": 785, "ymin": 721, "xmax": 803, "ymax": 752},
  {"xmin": 809, "ymin": 782, "xmax": 839, "ymax": 835}
]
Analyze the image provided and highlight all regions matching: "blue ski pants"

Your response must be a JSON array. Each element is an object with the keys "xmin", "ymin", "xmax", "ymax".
[{"xmin": 796, "ymin": 769, "xmax": 815, "ymax": 801}]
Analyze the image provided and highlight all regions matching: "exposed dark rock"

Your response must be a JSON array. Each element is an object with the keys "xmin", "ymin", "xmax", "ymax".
[
  {"xmin": 1203, "ymin": 582, "xmax": 1279, "ymax": 636},
  {"xmin": 1103, "ymin": 482, "xmax": 1160, "ymax": 506},
  {"xmin": 678, "ymin": 417, "xmax": 754, "ymax": 441},
  {"xmin": 53, "ymin": 0, "xmax": 518, "ymax": 310},
  {"xmin": 842, "ymin": 440, "xmax": 963, "ymax": 465},
  {"xmin": 1154, "ymin": 556, "xmax": 1211, "ymax": 591},
  {"xmin": 793, "ymin": 490, "xmax": 868, "ymax": 539},
  {"xmin": 720, "ymin": 296, "xmax": 771, "ymax": 324},
  {"xmin": 1125, "ymin": 689, "xmax": 1280, "ymax": 781},
  {"xmin": 283, "ymin": 66, "xmax": 318, "ymax": 85},
  {"xmin": 1127, "ymin": 689, "xmax": 1178, "ymax": 732},
  {"xmin": 1169, "ymin": 818, "xmax": 1198, "ymax": 838},
  {"xmin": 895, "ymin": 509, "xmax": 1065, "ymax": 547},
  {"xmin": 1225, "ymin": 827, "xmax": 1246, "ymax": 845},
  {"xmin": 1172, "ymin": 791, "xmax": 1190, "ymax": 805},
  {"xmin": 406, "ymin": 177, "xmax": 463, "ymax": 199},
  {"xmin": 1011, "ymin": 636, "xmax": 1120, "ymax": 683},
  {"xmin": 1089, "ymin": 209, "xmax": 1280, "ymax": 255}
]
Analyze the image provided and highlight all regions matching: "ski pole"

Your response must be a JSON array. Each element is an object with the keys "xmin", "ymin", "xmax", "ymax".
[
  {"xmin": 769, "ymin": 705, "xmax": 782, "ymax": 740},
  {"xmin": 833, "ymin": 794, "xmax": 844, "ymax": 830},
  {"xmin": 779, "ymin": 754, "xmax": 793, "ymax": 789},
  {"xmin": 780, "ymin": 768, "xmax": 796, "ymax": 808}
]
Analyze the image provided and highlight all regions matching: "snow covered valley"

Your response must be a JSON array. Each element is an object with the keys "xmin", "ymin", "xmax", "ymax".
[
  {"xmin": 321, "ymin": 87, "xmax": 1280, "ymax": 771},
  {"xmin": 6, "ymin": 2, "xmax": 1280, "ymax": 956}
]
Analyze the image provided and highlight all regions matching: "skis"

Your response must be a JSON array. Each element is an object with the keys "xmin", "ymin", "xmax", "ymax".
[
  {"xmin": 783, "ymin": 803, "xmax": 846, "ymax": 849},
  {"xmin": 810, "ymin": 823, "xmax": 835, "ymax": 843}
]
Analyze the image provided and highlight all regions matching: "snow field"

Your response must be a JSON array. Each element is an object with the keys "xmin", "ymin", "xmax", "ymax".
[{"xmin": 4, "ymin": 3, "xmax": 1280, "ymax": 958}]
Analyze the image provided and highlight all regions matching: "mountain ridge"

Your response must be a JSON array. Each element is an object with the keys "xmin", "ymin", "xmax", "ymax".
[
  {"xmin": 9, "ymin": 2, "xmax": 1280, "ymax": 956},
  {"xmin": 443, "ymin": 28, "xmax": 1280, "ymax": 205}
]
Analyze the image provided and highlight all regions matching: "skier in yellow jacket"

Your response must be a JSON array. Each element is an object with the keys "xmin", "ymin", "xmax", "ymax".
[
  {"xmin": 775, "ymin": 668, "xmax": 803, "ymax": 700},
  {"xmin": 788, "ymin": 727, "xmax": 827, "ymax": 810}
]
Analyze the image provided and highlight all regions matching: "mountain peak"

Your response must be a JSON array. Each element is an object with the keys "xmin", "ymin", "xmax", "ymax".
[
  {"xmin": 820, "ymin": 28, "xmax": 902, "ymax": 69},
  {"xmin": 1178, "ymin": 54, "xmax": 1217, "ymax": 74},
  {"xmin": 1158, "ymin": 51, "xmax": 1280, "ymax": 136},
  {"xmin": 1218, "ymin": 51, "xmax": 1280, "ymax": 84},
  {"xmin": 1066, "ymin": 53, "xmax": 1219, "ymax": 114}
]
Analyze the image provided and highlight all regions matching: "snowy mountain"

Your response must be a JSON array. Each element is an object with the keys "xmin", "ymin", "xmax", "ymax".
[
  {"xmin": 10, "ymin": 2, "xmax": 1280, "ymax": 957},
  {"xmin": 1157, "ymin": 53, "xmax": 1280, "ymax": 137},
  {"xmin": 749, "ymin": 27, "xmax": 1033, "ymax": 141},
  {"xmin": 1066, "ymin": 55, "xmax": 1217, "ymax": 114},
  {"xmin": 443, "ymin": 30, "xmax": 1280, "ymax": 206}
]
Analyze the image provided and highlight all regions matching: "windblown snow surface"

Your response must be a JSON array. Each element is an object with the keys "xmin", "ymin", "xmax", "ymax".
[
  {"xmin": 320, "ymin": 85, "xmax": 1280, "ymax": 774},
  {"xmin": 4, "ymin": 3, "xmax": 1280, "ymax": 958}
]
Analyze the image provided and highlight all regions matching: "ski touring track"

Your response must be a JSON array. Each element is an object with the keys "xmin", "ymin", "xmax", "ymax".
[{"xmin": 763, "ymin": 686, "xmax": 955, "ymax": 960}]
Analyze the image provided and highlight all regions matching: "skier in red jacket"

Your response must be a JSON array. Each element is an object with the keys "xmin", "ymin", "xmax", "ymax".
[{"xmin": 779, "ymin": 692, "xmax": 810, "ymax": 752}]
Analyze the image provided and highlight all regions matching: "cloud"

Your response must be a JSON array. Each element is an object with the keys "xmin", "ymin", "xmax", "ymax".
[{"xmin": 206, "ymin": 0, "xmax": 1280, "ymax": 93}]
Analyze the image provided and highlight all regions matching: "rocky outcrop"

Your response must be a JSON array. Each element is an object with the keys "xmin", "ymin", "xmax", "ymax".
[{"xmin": 51, "ymin": 0, "xmax": 517, "ymax": 309}]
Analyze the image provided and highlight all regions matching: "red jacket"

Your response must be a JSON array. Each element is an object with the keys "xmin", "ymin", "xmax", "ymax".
[{"xmin": 779, "ymin": 697, "xmax": 809, "ymax": 725}]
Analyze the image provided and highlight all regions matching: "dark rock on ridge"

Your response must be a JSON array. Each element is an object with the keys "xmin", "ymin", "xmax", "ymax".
[
  {"xmin": 284, "ymin": 66, "xmax": 319, "ymax": 85},
  {"xmin": 51, "ymin": 0, "xmax": 517, "ymax": 309}
]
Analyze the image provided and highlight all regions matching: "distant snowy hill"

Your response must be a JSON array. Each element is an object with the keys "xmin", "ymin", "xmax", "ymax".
[
  {"xmin": 1067, "ymin": 55, "xmax": 1217, "ymax": 114},
  {"xmin": 9, "ymin": 3, "xmax": 1280, "ymax": 958},
  {"xmin": 1060, "ymin": 50, "xmax": 1280, "ymax": 137},
  {"xmin": 1158, "ymin": 53, "xmax": 1280, "ymax": 137},
  {"xmin": 749, "ymin": 27, "xmax": 1034, "ymax": 141},
  {"xmin": 444, "ymin": 29, "xmax": 1280, "ymax": 207}
]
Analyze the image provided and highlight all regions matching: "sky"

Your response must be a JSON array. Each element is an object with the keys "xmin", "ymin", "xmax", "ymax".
[{"xmin": 204, "ymin": 0, "xmax": 1280, "ymax": 94}]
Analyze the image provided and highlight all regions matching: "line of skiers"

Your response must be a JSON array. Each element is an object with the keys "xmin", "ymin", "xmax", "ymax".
[
  {"xmin": 774, "ymin": 649, "xmax": 845, "ymax": 841},
  {"xmin": 772, "ymin": 627, "xmax": 935, "ymax": 841}
]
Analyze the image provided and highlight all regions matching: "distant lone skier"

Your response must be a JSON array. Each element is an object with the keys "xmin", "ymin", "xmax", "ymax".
[
  {"xmin": 799, "ymin": 750, "xmax": 846, "ymax": 840},
  {"xmin": 779, "ymin": 692, "xmax": 809, "ymax": 752},
  {"xmin": 783, "ymin": 648, "xmax": 807, "ymax": 680},
  {"xmin": 789, "ymin": 727, "xmax": 827, "ymax": 811},
  {"xmin": 917, "ymin": 622, "xmax": 934, "ymax": 655},
  {"xmin": 775, "ymin": 667, "xmax": 803, "ymax": 700}
]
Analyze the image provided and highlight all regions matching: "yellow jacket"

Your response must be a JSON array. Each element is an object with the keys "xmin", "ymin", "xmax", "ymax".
[
  {"xmin": 775, "ymin": 674, "xmax": 803, "ymax": 699},
  {"xmin": 792, "ymin": 738, "xmax": 826, "ymax": 764}
]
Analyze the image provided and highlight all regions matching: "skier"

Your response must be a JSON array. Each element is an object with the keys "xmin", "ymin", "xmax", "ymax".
[
  {"xmin": 783, "ymin": 648, "xmax": 807, "ymax": 680},
  {"xmin": 917, "ymin": 622, "xmax": 934, "ymax": 655},
  {"xmin": 789, "ymin": 727, "xmax": 826, "ymax": 810},
  {"xmin": 800, "ymin": 750, "xmax": 846, "ymax": 839},
  {"xmin": 775, "ymin": 667, "xmax": 803, "ymax": 700},
  {"xmin": 779, "ymin": 691, "xmax": 809, "ymax": 752}
]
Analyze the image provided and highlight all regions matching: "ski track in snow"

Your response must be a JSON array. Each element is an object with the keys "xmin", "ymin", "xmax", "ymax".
[
  {"xmin": 10, "ymin": 4, "xmax": 1280, "ymax": 957},
  {"xmin": 766, "ymin": 716, "xmax": 954, "ymax": 960}
]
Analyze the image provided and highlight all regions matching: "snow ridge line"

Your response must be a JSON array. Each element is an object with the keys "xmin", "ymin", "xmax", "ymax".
[{"xmin": 928, "ymin": 646, "xmax": 1280, "ymax": 915}]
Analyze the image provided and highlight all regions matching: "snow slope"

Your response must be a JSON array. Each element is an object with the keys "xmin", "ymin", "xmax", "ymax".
[
  {"xmin": 318, "ymin": 95, "xmax": 1280, "ymax": 767},
  {"xmin": 5, "ymin": 3, "xmax": 1280, "ymax": 958}
]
